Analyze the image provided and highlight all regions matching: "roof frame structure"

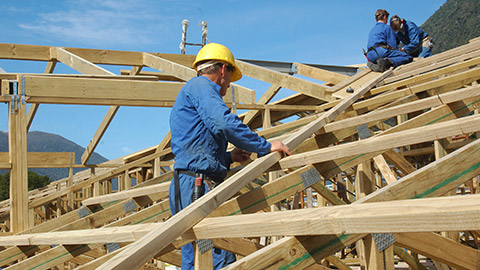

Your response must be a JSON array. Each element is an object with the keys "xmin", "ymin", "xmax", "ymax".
[{"xmin": 0, "ymin": 38, "xmax": 480, "ymax": 269}]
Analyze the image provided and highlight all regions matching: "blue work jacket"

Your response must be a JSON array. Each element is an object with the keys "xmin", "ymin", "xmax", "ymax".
[
  {"xmin": 367, "ymin": 22, "xmax": 399, "ymax": 51},
  {"xmin": 170, "ymin": 76, "xmax": 271, "ymax": 181},
  {"xmin": 393, "ymin": 20, "xmax": 428, "ymax": 55}
]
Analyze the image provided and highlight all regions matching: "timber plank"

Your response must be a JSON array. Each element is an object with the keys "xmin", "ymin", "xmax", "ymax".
[
  {"xmin": 229, "ymin": 138, "xmax": 480, "ymax": 269},
  {"xmin": 280, "ymin": 115, "xmax": 480, "ymax": 169},
  {"xmin": 236, "ymin": 59, "xmax": 333, "ymax": 102},
  {"xmin": 395, "ymin": 232, "xmax": 480, "ymax": 270}
]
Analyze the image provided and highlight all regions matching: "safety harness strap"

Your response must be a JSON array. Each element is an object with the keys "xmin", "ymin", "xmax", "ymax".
[{"xmin": 173, "ymin": 170, "xmax": 202, "ymax": 213}]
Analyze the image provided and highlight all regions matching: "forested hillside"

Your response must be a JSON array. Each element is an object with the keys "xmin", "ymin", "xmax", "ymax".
[{"xmin": 421, "ymin": 0, "xmax": 480, "ymax": 54}]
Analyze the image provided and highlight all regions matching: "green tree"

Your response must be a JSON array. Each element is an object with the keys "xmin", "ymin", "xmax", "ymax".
[{"xmin": 0, "ymin": 171, "xmax": 51, "ymax": 201}]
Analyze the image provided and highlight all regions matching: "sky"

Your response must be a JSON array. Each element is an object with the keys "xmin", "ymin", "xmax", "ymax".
[{"xmin": 0, "ymin": 0, "xmax": 446, "ymax": 161}]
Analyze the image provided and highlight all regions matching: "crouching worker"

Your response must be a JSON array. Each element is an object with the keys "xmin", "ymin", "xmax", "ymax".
[
  {"xmin": 390, "ymin": 15, "xmax": 433, "ymax": 58},
  {"xmin": 365, "ymin": 9, "xmax": 413, "ymax": 72},
  {"xmin": 168, "ymin": 42, "xmax": 291, "ymax": 270}
]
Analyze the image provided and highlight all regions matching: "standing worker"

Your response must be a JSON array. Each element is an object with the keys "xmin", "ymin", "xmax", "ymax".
[
  {"xmin": 168, "ymin": 42, "xmax": 290, "ymax": 269},
  {"xmin": 390, "ymin": 15, "xmax": 433, "ymax": 58},
  {"xmin": 365, "ymin": 9, "xmax": 413, "ymax": 72}
]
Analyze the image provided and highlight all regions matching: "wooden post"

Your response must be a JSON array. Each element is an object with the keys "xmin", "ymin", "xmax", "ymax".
[
  {"xmin": 345, "ymin": 174, "xmax": 355, "ymax": 203},
  {"xmin": 67, "ymin": 153, "xmax": 73, "ymax": 211},
  {"xmin": 363, "ymin": 235, "xmax": 394, "ymax": 270},
  {"xmin": 118, "ymin": 175, "xmax": 124, "ymax": 192},
  {"xmin": 91, "ymin": 167, "xmax": 100, "ymax": 197},
  {"xmin": 355, "ymin": 161, "xmax": 374, "ymax": 269},
  {"xmin": 56, "ymin": 183, "xmax": 63, "ymax": 217},
  {"xmin": 434, "ymin": 138, "xmax": 459, "ymax": 270},
  {"xmin": 124, "ymin": 170, "xmax": 132, "ymax": 189},
  {"xmin": 193, "ymin": 241, "xmax": 212, "ymax": 269},
  {"xmin": 9, "ymin": 97, "xmax": 29, "ymax": 233}
]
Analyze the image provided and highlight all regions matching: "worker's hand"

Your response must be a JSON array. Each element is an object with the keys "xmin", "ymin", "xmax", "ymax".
[
  {"xmin": 399, "ymin": 47, "xmax": 405, "ymax": 52},
  {"xmin": 231, "ymin": 148, "xmax": 251, "ymax": 163},
  {"xmin": 270, "ymin": 140, "xmax": 291, "ymax": 156}
]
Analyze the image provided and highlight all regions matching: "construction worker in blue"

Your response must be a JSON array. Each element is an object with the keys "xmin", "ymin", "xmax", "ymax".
[
  {"xmin": 390, "ymin": 15, "xmax": 433, "ymax": 58},
  {"xmin": 366, "ymin": 9, "xmax": 413, "ymax": 72},
  {"xmin": 169, "ymin": 43, "xmax": 291, "ymax": 270}
]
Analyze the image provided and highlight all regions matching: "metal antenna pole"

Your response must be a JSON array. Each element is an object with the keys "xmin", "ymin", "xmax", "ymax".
[
  {"xmin": 179, "ymin": 19, "xmax": 189, "ymax": 54},
  {"xmin": 179, "ymin": 19, "xmax": 208, "ymax": 53},
  {"xmin": 200, "ymin": 21, "xmax": 208, "ymax": 47}
]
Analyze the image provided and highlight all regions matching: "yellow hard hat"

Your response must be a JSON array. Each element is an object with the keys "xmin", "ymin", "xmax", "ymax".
[{"xmin": 193, "ymin": 43, "xmax": 242, "ymax": 82}]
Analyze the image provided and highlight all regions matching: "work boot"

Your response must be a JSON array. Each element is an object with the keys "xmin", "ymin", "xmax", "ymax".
[
  {"xmin": 367, "ymin": 61, "xmax": 382, "ymax": 72},
  {"xmin": 377, "ymin": 57, "xmax": 392, "ymax": 71}
]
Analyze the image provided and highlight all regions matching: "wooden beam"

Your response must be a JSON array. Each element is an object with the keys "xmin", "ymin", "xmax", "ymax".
[
  {"xmin": 294, "ymin": 62, "xmax": 350, "ymax": 85},
  {"xmin": 15, "ymin": 193, "xmax": 480, "ymax": 247},
  {"xmin": 211, "ymin": 238, "xmax": 264, "ymax": 257},
  {"xmin": 183, "ymin": 194, "xmax": 480, "ymax": 239},
  {"xmin": 26, "ymin": 60, "xmax": 56, "ymax": 131},
  {"xmin": 236, "ymin": 59, "xmax": 334, "ymax": 102},
  {"xmin": 59, "ymin": 47, "xmax": 144, "ymax": 66},
  {"xmin": 223, "ymin": 235, "xmax": 335, "ymax": 270},
  {"xmin": 55, "ymin": 47, "xmax": 114, "ymax": 75},
  {"xmin": 325, "ymin": 69, "xmax": 371, "ymax": 93},
  {"xmin": 354, "ymin": 66, "xmax": 480, "ymax": 111},
  {"xmin": 5, "ymin": 244, "xmax": 100, "ymax": 270},
  {"xmin": 394, "ymin": 232, "xmax": 480, "ymax": 270},
  {"xmin": 2, "ymin": 195, "xmax": 171, "ymax": 268},
  {"xmin": 54, "ymin": 47, "xmax": 121, "ymax": 165},
  {"xmin": 393, "ymin": 245, "xmax": 428, "ymax": 270},
  {"xmin": 333, "ymin": 71, "xmax": 381, "ymax": 99},
  {"xmin": 373, "ymin": 155, "xmax": 397, "ymax": 184},
  {"xmin": 242, "ymin": 84, "xmax": 282, "ymax": 125},
  {"xmin": 389, "ymin": 38, "xmax": 480, "ymax": 82},
  {"xmin": 208, "ymin": 165, "xmax": 314, "ymax": 217},
  {"xmin": 0, "ymin": 152, "xmax": 74, "ymax": 169},
  {"xmin": 227, "ymin": 138, "xmax": 480, "ymax": 269},
  {"xmin": 30, "ymin": 148, "xmax": 171, "ymax": 208},
  {"xmin": 143, "ymin": 52, "xmax": 255, "ymax": 104},
  {"xmin": 81, "ymin": 106, "xmax": 118, "ymax": 164},
  {"xmin": 142, "ymin": 52, "xmax": 195, "ymax": 81},
  {"xmin": 280, "ymin": 115, "xmax": 480, "ymax": 169},
  {"xmin": 371, "ymin": 55, "xmax": 480, "ymax": 96},
  {"xmin": 22, "ymin": 75, "xmax": 183, "ymax": 103},
  {"xmin": 283, "ymin": 70, "xmax": 392, "ymax": 150},
  {"xmin": 81, "ymin": 182, "xmax": 170, "ymax": 206},
  {"xmin": 97, "ymin": 152, "xmax": 283, "ymax": 269},
  {"xmin": 0, "ymin": 43, "xmax": 51, "ymax": 61},
  {"xmin": 9, "ymin": 100, "xmax": 29, "ymax": 233}
]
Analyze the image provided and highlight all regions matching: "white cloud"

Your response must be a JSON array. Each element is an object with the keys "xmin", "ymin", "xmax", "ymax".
[
  {"xmin": 18, "ymin": 0, "xmax": 176, "ymax": 48},
  {"xmin": 121, "ymin": 146, "xmax": 133, "ymax": 154}
]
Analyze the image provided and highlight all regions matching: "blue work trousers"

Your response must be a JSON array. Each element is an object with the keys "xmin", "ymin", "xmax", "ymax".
[
  {"xmin": 418, "ymin": 46, "xmax": 432, "ymax": 58},
  {"xmin": 367, "ymin": 46, "xmax": 413, "ymax": 68},
  {"xmin": 168, "ymin": 173, "xmax": 236, "ymax": 269}
]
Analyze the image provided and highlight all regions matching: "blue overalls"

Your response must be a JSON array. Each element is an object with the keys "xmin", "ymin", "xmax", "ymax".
[
  {"xmin": 393, "ymin": 20, "xmax": 432, "ymax": 58},
  {"xmin": 366, "ymin": 22, "xmax": 413, "ymax": 67},
  {"xmin": 169, "ymin": 76, "xmax": 271, "ymax": 269}
]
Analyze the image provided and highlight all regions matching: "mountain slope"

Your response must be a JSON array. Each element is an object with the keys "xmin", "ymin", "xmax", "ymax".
[
  {"xmin": 421, "ymin": 0, "xmax": 480, "ymax": 54},
  {"xmin": 0, "ymin": 131, "xmax": 108, "ymax": 180}
]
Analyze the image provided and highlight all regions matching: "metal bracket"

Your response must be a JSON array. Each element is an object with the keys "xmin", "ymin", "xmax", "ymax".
[
  {"xmin": 300, "ymin": 167, "xmax": 322, "ymax": 188},
  {"xmin": 10, "ymin": 95, "xmax": 15, "ymax": 114},
  {"xmin": 122, "ymin": 200, "xmax": 137, "ymax": 213},
  {"xmin": 21, "ymin": 75, "xmax": 25, "ymax": 105},
  {"xmin": 372, "ymin": 233, "xmax": 396, "ymax": 253},
  {"xmin": 290, "ymin": 63, "xmax": 298, "ymax": 74},
  {"xmin": 105, "ymin": 242, "xmax": 121, "ymax": 253},
  {"xmin": 77, "ymin": 207, "xmax": 91, "ymax": 218},
  {"xmin": 356, "ymin": 124, "xmax": 371, "ymax": 140},
  {"xmin": 196, "ymin": 239, "xmax": 214, "ymax": 254}
]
